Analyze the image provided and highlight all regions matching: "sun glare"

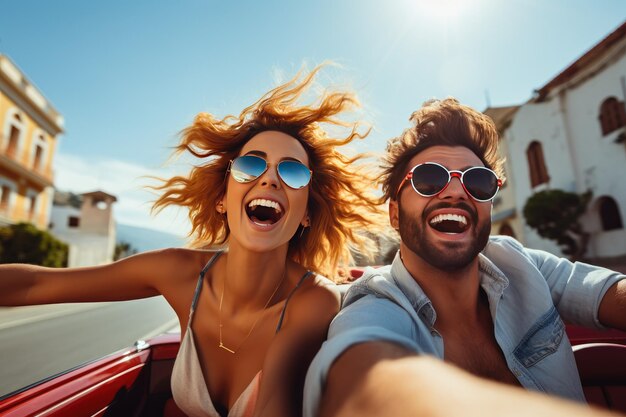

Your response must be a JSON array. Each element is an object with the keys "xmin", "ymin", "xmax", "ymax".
[{"xmin": 414, "ymin": 0, "xmax": 470, "ymax": 21}]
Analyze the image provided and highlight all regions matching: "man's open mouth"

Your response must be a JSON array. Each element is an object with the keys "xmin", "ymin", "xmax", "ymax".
[
  {"xmin": 246, "ymin": 199, "xmax": 284, "ymax": 226},
  {"xmin": 429, "ymin": 213, "xmax": 470, "ymax": 234}
]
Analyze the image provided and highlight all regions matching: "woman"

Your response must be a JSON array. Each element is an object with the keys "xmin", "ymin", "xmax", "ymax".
[{"xmin": 0, "ymin": 66, "xmax": 384, "ymax": 417}]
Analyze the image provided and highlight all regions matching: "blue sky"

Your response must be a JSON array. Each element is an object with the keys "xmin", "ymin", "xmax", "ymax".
[{"xmin": 2, "ymin": 1, "xmax": 626, "ymax": 237}]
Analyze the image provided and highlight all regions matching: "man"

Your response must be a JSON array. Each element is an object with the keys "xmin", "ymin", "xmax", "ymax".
[{"xmin": 303, "ymin": 98, "xmax": 626, "ymax": 417}]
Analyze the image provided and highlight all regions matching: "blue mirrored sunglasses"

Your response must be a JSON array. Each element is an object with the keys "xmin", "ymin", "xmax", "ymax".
[{"xmin": 228, "ymin": 154, "xmax": 312, "ymax": 189}]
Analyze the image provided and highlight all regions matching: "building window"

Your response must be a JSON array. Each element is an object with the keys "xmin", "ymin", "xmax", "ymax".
[
  {"xmin": 598, "ymin": 96, "xmax": 626, "ymax": 136},
  {"xmin": 499, "ymin": 223, "xmax": 516, "ymax": 238},
  {"xmin": 30, "ymin": 131, "xmax": 48, "ymax": 173},
  {"xmin": 68, "ymin": 216, "xmax": 80, "ymax": 228},
  {"xmin": 0, "ymin": 185, "xmax": 10, "ymax": 213},
  {"xmin": 7, "ymin": 125, "xmax": 20, "ymax": 158},
  {"xmin": 28, "ymin": 195, "xmax": 37, "ymax": 220},
  {"xmin": 4, "ymin": 112, "xmax": 24, "ymax": 159},
  {"xmin": 526, "ymin": 141, "xmax": 550, "ymax": 188},
  {"xmin": 598, "ymin": 196, "xmax": 623, "ymax": 231},
  {"xmin": 33, "ymin": 145, "xmax": 44, "ymax": 171}
]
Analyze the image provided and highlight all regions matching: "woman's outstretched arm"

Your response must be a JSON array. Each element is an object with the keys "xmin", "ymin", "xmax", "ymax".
[{"xmin": 0, "ymin": 248, "xmax": 192, "ymax": 306}]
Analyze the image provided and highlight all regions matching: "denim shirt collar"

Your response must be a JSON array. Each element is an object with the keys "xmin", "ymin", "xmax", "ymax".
[
  {"xmin": 390, "ymin": 252, "xmax": 437, "ymax": 327},
  {"xmin": 477, "ymin": 253, "xmax": 510, "ymax": 295},
  {"xmin": 390, "ymin": 251, "xmax": 510, "ymax": 328}
]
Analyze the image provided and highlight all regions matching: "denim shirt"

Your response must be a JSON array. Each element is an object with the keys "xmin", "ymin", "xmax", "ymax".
[{"xmin": 303, "ymin": 236, "xmax": 625, "ymax": 417}]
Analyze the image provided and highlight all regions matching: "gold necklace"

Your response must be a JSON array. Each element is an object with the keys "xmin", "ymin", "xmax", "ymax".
[{"xmin": 218, "ymin": 269, "xmax": 287, "ymax": 354}]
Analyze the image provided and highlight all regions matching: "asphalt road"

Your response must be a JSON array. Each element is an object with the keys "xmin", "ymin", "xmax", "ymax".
[{"xmin": 0, "ymin": 297, "xmax": 178, "ymax": 397}]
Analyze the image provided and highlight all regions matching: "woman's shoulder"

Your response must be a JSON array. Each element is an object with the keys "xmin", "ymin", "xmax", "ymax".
[
  {"xmin": 294, "ymin": 269, "xmax": 338, "ymax": 293},
  {"xmin": 289, "ymin": 272, "xmax": 341, "ymax": 318}
]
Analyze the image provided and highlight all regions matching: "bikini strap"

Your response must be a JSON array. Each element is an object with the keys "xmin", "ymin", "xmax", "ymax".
[
  {"xmin": 275, "ymin": 270, "xmax": 315, "ymax": 333},
  {"xmin": 188, "ymin": 251, "xmax": 224, "ymax": 324}
]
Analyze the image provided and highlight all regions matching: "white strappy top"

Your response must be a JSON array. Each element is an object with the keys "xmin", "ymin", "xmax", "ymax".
[{"xmin": 170, "ymin": 252, "xmax": 313, "ymax": 417}]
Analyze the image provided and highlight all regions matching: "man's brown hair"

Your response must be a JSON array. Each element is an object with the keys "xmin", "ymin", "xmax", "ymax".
[{"xmin": 379, "ymin": 98, "xmax": 505, "ymax": 202}]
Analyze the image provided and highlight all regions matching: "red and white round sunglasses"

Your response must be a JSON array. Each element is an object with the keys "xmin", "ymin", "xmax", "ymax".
[{"xmin": 396, "ymin": 162, "xmax": 503, "ymax": 202}]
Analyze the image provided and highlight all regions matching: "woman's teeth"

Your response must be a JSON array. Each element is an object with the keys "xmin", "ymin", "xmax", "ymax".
[{"xmin": 248, "ymin": 199, "xmax": 282, "ymax": 212}]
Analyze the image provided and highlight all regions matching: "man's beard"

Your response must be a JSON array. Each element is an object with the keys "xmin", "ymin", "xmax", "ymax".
[{"xmin": 398, "ymin": 201, "xmax": 491, "ymax": 271}]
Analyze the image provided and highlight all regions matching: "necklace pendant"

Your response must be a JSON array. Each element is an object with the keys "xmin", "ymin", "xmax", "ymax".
[{"xmin": 219, "ymin": 342, "xmax": 235, "ymax": 354}]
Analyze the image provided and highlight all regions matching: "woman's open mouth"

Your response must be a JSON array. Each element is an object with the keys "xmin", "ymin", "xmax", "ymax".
[{"xmin": 246, "ymin": 198, "xmax": 284, "ymax": 226}]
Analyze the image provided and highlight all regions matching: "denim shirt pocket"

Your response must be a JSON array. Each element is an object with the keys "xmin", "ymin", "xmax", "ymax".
[{"xmin": 513, "ymin": 306, "xmax": 565, "ymax": 368}]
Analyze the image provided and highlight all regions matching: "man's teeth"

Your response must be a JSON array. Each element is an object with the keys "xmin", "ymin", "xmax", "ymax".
[
  {"xmin": 429, "ymin": 214, "xmax": 468, "ymax": 225},
  {"xmin": 248, "ymin": 199, "xmax": 282, "ymax": 212}
]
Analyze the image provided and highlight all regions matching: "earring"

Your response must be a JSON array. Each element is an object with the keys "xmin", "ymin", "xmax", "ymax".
[
  {"xmin": 217, "ymin": 202, "xmax": 225, "ymax": 214},
  {"xmin": 299, "ymin": 216, "xmax": 310, "ymax": 238}
]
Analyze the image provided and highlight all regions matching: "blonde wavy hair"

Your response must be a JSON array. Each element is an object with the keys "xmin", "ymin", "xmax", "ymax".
[{"xmin": 153, "ymin": 65, "xmax": 384, "ymax": 279}]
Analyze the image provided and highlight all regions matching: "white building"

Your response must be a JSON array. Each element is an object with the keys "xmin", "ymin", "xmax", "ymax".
[
  {"xmin": 484, "ymin": 106, "xmax": 522, "ymax": 240},
  {"xmin": 50, "ymin": 190, "xmax": 118, "ymax": 267},
  {"xmin": 491, "ymin": 21, "xmax": 626, "ymax": 261}
]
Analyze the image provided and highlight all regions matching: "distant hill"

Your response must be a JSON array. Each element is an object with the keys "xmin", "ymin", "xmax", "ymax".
[{"xmin": 116, "ymin": 223, "xmax": 187, "ymax": 253}]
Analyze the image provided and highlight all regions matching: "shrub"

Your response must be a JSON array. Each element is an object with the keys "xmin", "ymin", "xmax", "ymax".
[
  {"xmin": 523, "ymin": 189, "xmax": 592, "ymax": 260},
  {"xmin": 0, "ymin": 222, "xmax": 68, "ymax": 267}
]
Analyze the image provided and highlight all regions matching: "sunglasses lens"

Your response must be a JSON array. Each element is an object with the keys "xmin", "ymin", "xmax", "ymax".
[
  {"xmin": 231, "ymin": 155, "xmax": 267, "ymax": 183},
  {"xmin": 278, "ymin": 160, "xmax": 311, "ymax": 189},
  {"xmin": 411, "ymin": 163, "xmax": 449, "ymax": 196},
  {"xmin": 464, "ymin": 167, "xmax": 499, "ymax": 201}
]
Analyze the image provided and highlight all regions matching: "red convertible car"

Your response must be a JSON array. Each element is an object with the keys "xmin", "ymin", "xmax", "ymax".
[
  {"xmin": 1, "ymin": 272, "xmax": 625, "ymax": 417},
  {"xmin": 1, "ymin": 326, "xmax": 625, "ymax": 417}
]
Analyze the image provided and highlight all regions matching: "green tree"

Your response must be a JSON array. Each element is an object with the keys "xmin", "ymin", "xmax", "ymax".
[
  {"xmin": 523, "ymin": 189, "xmax": 592, "ymax": 260},
  {"xmin": 114, "ymin": 241, "xmax": 138, "ymax": 261},
  {"xmin": 0, "ymin": 222, "xmax": 68, "ymax": 267}
]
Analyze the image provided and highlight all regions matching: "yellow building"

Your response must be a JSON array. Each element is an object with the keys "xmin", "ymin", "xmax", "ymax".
[{"xmin": 0, "ymin": 54, "xmax": 64, "ymax": 230}]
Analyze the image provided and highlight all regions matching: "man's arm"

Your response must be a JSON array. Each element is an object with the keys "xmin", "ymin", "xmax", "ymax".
[
  {"xmin": 303, "ymin": 293, "xmax": 422, "ymax": 417},
  {"xmin": 319, "ymin": 341, "xmax": 414, "ymax": 417},
  {"xmin": 599, "ymin": 280, "xmax": 626, "ymax": 331},
  {"xmin": 322, "ymin": 344, "xmax": 621, "ymax": 417},
  {"xmin": 524, "ymin": 245, "xmax": 625, "ymax": 329}
]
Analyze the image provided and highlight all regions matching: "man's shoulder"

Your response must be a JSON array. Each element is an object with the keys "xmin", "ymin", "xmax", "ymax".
[
  {"xmin": 329, "ymin": 281, "xmax": 418, "ymax": 341},
  {"xmin": 486, "ymin": 234, "xmax": 526, "ymax": 252},
  {"xmin": 343, "ymin": 265, "xmax": 403, "ymax": 306},
  {"xmin": 483, "ymin": 235, "xmax": 536, "ymax": 263}
]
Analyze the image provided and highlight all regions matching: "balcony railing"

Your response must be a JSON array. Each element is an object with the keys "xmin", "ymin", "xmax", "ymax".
[{"xmin": 0, "ymin": 153, "xmax": 53, "ymax": 189}]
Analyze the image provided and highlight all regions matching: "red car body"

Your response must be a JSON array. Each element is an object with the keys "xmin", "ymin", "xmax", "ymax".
[
  {"xmin": 0, "ymin": 333, "xmax": 180, "ymax": 417},
  {"xmin": 1, "ymin": 329, "xmax": 625, "ymax": 417}
]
